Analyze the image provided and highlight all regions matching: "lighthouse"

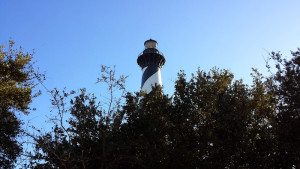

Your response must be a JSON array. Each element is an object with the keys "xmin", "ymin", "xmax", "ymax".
[{"xmin": 137, "ymin": 39, "xmax": 166, "ymax": 93}]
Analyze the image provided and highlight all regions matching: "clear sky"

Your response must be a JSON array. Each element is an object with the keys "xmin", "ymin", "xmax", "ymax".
[{"xmin": 1, "ymin": 0, "xmax": 300, "ymax": 129}]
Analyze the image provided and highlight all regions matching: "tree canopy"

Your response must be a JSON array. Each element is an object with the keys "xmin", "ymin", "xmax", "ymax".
[
  {"xmin": 0, "ymin": 40, "xmax": 43, "ymax": 168},
  {"xmin": 1, "ymin": 42, "xmax": 299, "ymax": 168},
  {"xmin": 23, "ymin": 49, "xmax": 299, "ymax": 169}
]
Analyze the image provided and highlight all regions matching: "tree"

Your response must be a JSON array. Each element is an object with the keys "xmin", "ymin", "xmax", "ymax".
[
  {"xmin": 28, "ymin": 66, "xmax": 128, "ymax": 169},
  {"xmin": 0, "ymin": 40, "xmax": 43, "ymax": 168},
  {"xmin": 269, "ymin": 50, "xmax": 300, "ymax": 168},
  {"xmin": 168, "ymin": 68, "xmax": 276, "ymax": 168}
]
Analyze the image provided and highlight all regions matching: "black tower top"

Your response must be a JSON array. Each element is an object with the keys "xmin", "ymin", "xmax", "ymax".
[{"xmin": 137, "ymin": 39, "xmax": 165, "ymax": 69}]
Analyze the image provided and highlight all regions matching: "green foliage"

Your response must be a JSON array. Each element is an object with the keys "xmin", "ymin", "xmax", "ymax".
[
  {"xmin": 269, "ymin": 49, "xmax": 300, "ymax": 168},
  {"xmin": 27, "ymin": 50, "xmax": 299, "ymax": 168},
  {"xmin": 0, "ymin": 40, "xmax": 42, "ymax": 168}
]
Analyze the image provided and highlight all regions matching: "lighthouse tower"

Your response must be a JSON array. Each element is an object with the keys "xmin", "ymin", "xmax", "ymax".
[{"xmin": 137, "ymin": 39, "xmax": 166, "ymax": 93}]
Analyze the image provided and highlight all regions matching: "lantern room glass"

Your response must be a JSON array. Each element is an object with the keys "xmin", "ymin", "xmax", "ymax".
[{"xmin": 145, "ymin": 40, "xmax": 157, "ymax": 49}]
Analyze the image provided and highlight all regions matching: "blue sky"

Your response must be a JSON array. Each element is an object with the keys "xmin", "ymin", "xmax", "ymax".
[{"xmin": 1, "ymin": 0, "xmax": 300, "ymax": 129}]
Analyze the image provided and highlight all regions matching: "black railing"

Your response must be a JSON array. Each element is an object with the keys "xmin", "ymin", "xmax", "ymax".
[{"xmin": 138, "ymin": 48, "xmax": 164, "ymax": 57}]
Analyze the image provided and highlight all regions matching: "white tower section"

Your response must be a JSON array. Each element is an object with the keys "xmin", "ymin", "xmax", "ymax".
[{"xmin": 137, "ymin": 39, "xmax": 166, "ymax": 93}]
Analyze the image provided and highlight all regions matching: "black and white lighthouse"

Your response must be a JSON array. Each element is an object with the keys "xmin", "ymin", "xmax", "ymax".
[{"xmin": 137, "ymin": 39, "xmax": 166, "ymax": 93}]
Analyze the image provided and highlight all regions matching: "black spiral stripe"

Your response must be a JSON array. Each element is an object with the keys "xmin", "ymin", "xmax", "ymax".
[{"xmin": 141, "ymin": 65, "xmax": 159, "ymax": 88}]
